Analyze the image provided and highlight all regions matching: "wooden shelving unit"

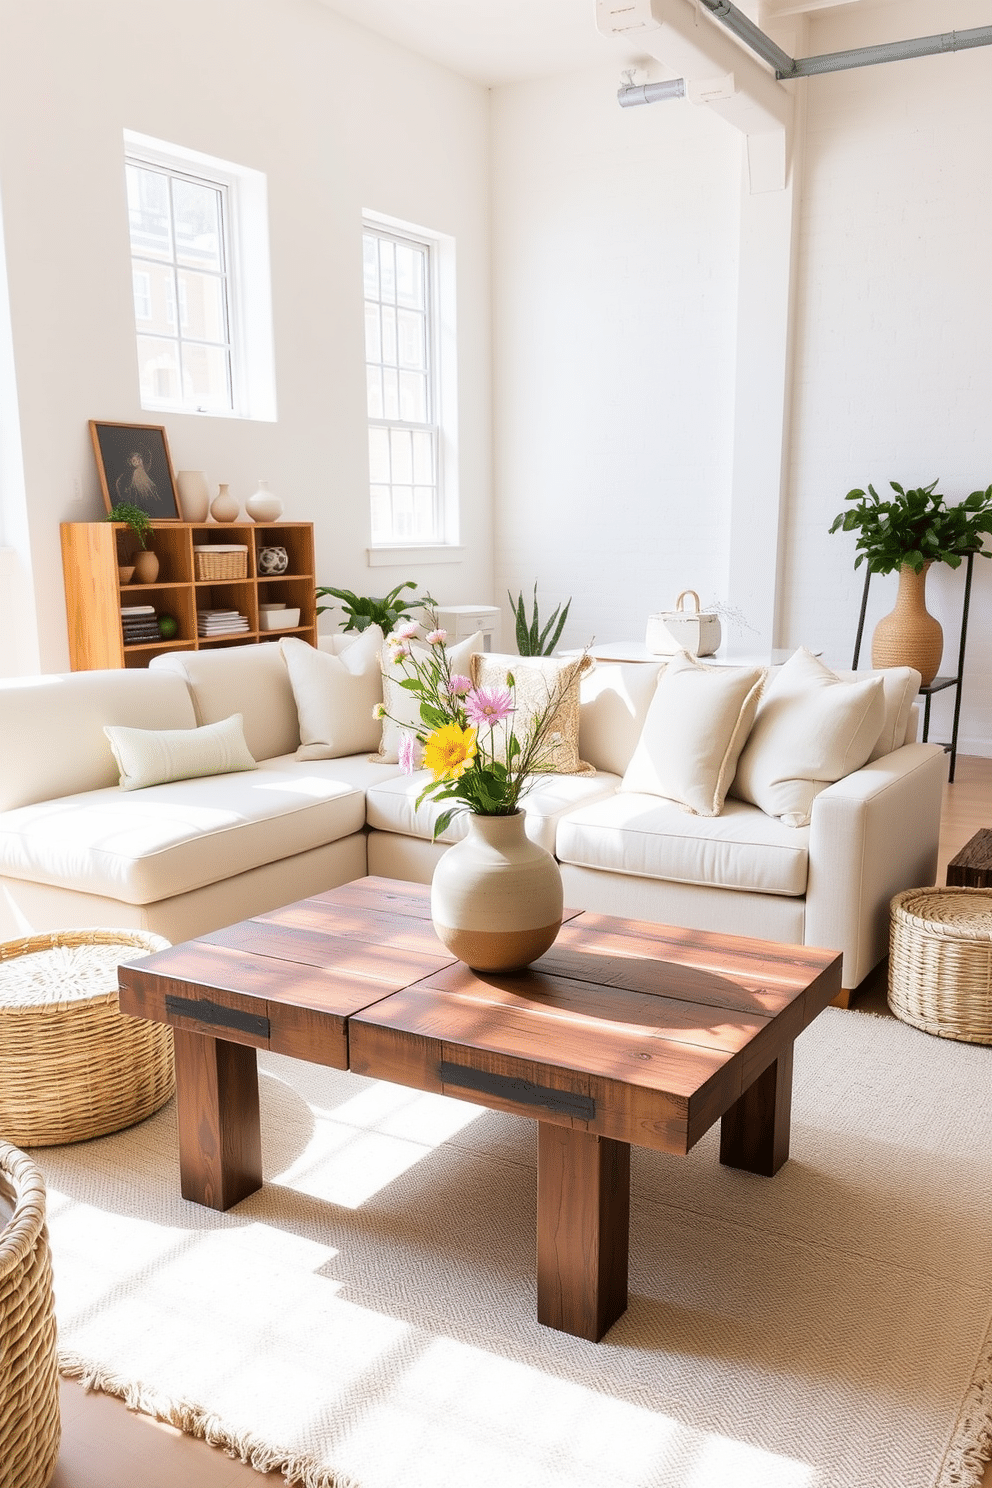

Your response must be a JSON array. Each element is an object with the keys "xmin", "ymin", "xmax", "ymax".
[{"xmin": 60, "ymin": 520, "xmax": 317, "ymax": 670}]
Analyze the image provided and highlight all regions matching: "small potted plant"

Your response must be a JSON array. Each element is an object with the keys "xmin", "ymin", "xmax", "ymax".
[
  {"xmin": 829, "ymin": 480, "xmax": 992, "ymax": 683},
  {"xmin": 106, "ymin": 502, "xmax": 158, "ymax": 584}
]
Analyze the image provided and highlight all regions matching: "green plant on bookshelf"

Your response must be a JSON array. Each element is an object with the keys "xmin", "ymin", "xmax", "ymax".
[
  {"xmin": 508, "ymin": 583, "xmax": 571, "ymax": 656},
  {"xmin": 105, "ymin": 502, "xmax": 154, "ymax": 550}
]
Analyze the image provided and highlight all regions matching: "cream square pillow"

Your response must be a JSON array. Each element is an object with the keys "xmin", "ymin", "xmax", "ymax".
[
  {"xmin": 730, "ymin": 647, "xmax": 886, "ymax": 827},
  {"xmin": 104, "ymin": 713, "xmax": 257, "ymax": 791},
  {"xmin": 281, "ymin": 627, "xmax": 384, "ymax": 760},
  {"xmin": 371, "ymin": 630, "xmax": 484, "ymax": 763},
  {"xmin": 470, "ymin": 653, "xmax": 596, "ymax": 776},
  {"xmin": 620, "ymin": 652, "xmax": 766, "ymax": 816}
]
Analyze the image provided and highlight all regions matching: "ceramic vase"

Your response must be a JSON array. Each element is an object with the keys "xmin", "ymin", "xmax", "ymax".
[
  {"xmin": 871, "ymin": 562, "xmax": 943, "ymax": 687},
  {"xmin": 132, "ymin": 549, "xmax": 159, "ymax": 584},
  {"xmin": 430, "ymin": 811, "xmax": 563, "ymax": 971},
  {"xmin": 245, "ymin": 480, "xmax": 283, "ymax": 523},
  {"xmin": 175, "ymin": 470, "xmax": 210, "ymax": 523},
  {"xmin": 210, "ymin": 484, "xmax": 239, "ymax": 523}
]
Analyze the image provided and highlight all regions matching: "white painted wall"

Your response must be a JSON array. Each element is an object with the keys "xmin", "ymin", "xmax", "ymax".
[
  {"xmin": 0, "ymin": 0, "xmax": 492, "ymax": 673},
  {"xmin": 491, "ymin": 68, "xmax": 742, "ymax": 654},
  {"xmin": 782, "ymin": 0, "xmax": 992, "ymax": 755}
]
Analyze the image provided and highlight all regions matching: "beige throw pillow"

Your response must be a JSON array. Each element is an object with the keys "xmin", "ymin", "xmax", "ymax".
[
  {"xmin": 281, "ymin": 628, "xmax": 384, "ymax": 760},
  {"xmin": 730, "ymin": 647, "xmax": 886, "ymax": 827},
  {"xmin": 104, "ymin": 713, "xmax": 257, "ymax": 791},
  {"xmin": 619, "ymin": 651, "xmax": 766, "ymax": 816},
  {"xmin": 371, "ymin": 630, "xmax": 484, "ymax": 764},
  {"xmin": 470, "ymin": 652, "xmax": 596, "ymax": 776}
]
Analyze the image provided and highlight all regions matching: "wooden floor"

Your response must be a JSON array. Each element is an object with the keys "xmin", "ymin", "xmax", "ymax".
[{"xmin": 50, "ymin": 755, "xmax": 992, "ymax": 1487}]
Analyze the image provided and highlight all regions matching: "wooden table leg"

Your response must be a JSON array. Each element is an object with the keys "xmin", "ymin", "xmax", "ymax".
[
  {"xmin": 173, "ymin": 1028, "xmax": 263, "ymax": 1210},
  {"xmin": 537, "ymin": 1123, "xmax": 630, "ymax": 1341},
  {"xmin": 719, "ymin": 1043, "xmax": 794, "ymax": 1178}
]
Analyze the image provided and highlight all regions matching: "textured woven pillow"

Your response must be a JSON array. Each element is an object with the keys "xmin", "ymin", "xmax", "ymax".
[
  {"xmin": 104, "ymin": 713, "xmax": 257, "ymax": 791},
  {"xmin": 730, "ymin": 647, "xmax": 886, "ymax": 827},
  {"xmin": 371, "ymin": 631, "xmax": 484, "ymax": 764},
  {"xmin": 470, "ymin": 652, "xmax": 596, "ymax": 776},
  {"xmin": 620, "ymin": 651, "xmax": 766, "ymax": 816},
  {"xmin": 281, "ymin": 627, "xmax": 383, "ymax": 760}
]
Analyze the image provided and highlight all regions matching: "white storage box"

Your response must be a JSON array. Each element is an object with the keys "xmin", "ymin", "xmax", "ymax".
[{"xmin": 430, "ymin": 605, "xmax": 500, "ymax": 653}]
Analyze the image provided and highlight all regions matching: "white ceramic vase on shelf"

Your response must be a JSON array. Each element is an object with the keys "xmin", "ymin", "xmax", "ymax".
[
  {"xmin": 210, "ymin": 484, "xmax": 239, "ymax": 523},
  {"xmin": 175, "ymin": 470, "xmax": 210, "ymax": 523},
  {"xmin": 430, "ymin": 812, "xmax": 563, "ymax": 972},
  {"xmin": 245, "ymin": 481, "xmax": 282, "ymax": 523}
]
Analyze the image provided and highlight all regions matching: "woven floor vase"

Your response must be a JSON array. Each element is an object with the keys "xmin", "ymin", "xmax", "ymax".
[
  {"xmin": 0, "ymin": 1143, "xmax": 60, "ymax": 1488},
  {"xmin": 431, "ymin": 812, "xmax": 563, "ymax": 971},
  {"xmin": 871, "ymin": 562, "xmax": 943, "ymax": 687}
]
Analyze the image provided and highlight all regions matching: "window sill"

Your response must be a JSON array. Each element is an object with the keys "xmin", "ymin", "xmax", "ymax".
[{"xmin": 367, "ymin": 545, "xmax": 465, "ymax": 568}]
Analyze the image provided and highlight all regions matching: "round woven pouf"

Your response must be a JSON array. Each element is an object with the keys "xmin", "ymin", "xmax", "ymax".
[
  {"xmin": 889, "ymin": 887, "xmax": 992, "ymax": 1044},
  {"xmin": 0, "ymin": 1142, "xmax": 60, "ymax": 1488},
  {"xmin": 0, "ymin": 929, "xmax": 174, "ymax": 1147}
]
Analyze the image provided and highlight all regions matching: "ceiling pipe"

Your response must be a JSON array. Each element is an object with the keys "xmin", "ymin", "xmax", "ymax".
[
  {"xmin": 693, "ymin": 0, "xmax": 992, "ymax": 81},
  {"xmin": 618, "ymin": 77, "xmax": 686, "ymax": 105}
]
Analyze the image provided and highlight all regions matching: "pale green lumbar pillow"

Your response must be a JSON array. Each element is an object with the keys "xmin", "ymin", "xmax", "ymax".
[
  {"xmin": 104, "ymin": 713, "xmax": 257, "ymax": 791},
  {"xmin": 620, "ymin": 651, "xmax": 767, "ymax": 816},
  {"xmin": 730, "ymin": 647, "xmax": 886, "ymax": 827}
]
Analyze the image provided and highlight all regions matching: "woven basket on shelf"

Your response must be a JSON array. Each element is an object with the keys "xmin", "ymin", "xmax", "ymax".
[
  {"xmin": 888, "ymin": 887, "xmax": 992, "ymax": 1044},
  {"xmin": 0, "ymin": 928, "xmax": 175, "ymax": 1147},
  {"xmin": 0, "ymin": 1142, "xmax": 60, "ymax": 1488},
  {"xmin": 194, "ymin": 546, "xmax": 247, "ymax": 581}
]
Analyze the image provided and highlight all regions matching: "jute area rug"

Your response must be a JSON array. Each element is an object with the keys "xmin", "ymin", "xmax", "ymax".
[{"xmin": 34, "ymin": 1007, "xmax": 992, "ymax": 1488}]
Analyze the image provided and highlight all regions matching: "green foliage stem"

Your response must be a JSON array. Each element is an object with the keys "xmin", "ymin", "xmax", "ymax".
[
  {"xmin": 508, "ymin": 583, "xmax": 572, "ymax": 655},
  {"xmin": 829, "ymin": 480, "xmax": 992, "ymax": 574}
]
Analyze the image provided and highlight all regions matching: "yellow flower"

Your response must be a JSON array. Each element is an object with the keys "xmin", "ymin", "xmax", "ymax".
[{"xmin": 422, "ymin": 723, "xmax": 477, "ymax": 781}]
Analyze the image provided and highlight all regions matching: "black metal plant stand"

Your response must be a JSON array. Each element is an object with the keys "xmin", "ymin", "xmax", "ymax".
[{"xmin": 851, "ymin": 550, "xmax": 975, "ymax": 783}]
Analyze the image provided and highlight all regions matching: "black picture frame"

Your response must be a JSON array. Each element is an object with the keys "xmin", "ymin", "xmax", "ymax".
[{"xmin": 89, "ymin": 421, "xmax": 183, "ymax": 521}]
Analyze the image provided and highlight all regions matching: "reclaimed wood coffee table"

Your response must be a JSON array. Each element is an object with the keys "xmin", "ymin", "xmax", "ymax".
[{"xmin": 118, "ymin": 876, "xmax": 841, "ymax": 1341}]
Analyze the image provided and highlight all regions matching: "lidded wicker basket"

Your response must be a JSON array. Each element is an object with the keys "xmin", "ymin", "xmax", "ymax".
[
  {"xmin": 0, "ymin": 928, "xmax": 174, "ymax": 1146},
  {"xmin": 888, "ymin": 887, "xmax": 992, "ymax": 1044},
  {"xmin": 193, "ymin": 544, "xmax": 248, "ymax": 581},
  {"xmin": 0, "ymin": 1142, "xmax": 60, "ymax": 1488}
]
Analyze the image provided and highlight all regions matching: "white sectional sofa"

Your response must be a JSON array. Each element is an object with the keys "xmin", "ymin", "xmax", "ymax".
[{"xmin": 0, "ymin": 639, "xmax": 947, "ymax": 1003}]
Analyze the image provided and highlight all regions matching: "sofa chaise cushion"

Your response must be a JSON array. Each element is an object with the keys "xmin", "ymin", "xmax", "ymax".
[
  {"xmin": 556, "ymin": 792, "xmax": 809, "ymax": 897},
  {"xmin": 0, "ymin": 758, "xmax": 371, "ymax": 905}
]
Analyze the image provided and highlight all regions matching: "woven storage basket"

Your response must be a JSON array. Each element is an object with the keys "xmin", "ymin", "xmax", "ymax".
[
  {"xmin": 194, "ymin": 546, "xmax": 247, "ymax": 581},
  {"xmin": 0, "ymin": 1142, "xmax": 60, "ymax": 1488},
  {"xmin": 888, "ymin": 887, "xmax": 992, "ymax": 1044},
  {"xmin": 0, "ymin": 928, "xmax": 175, "ymax": 1147}
]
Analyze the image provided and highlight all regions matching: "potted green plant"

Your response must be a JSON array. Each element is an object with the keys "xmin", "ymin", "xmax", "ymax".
[
  {"xmin": 314, "ymin": 579, "xmax": 436, "ymax": 634},
  {"xmin": 829, "ymin": 480, "xmax": 992, "ymax": 684},
  {"xmin": 106, "ymin": 502, "xmax": 158, "ymax": 584}
]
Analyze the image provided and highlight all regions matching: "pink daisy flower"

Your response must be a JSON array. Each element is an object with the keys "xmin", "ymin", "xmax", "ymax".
[
  {"xmin": 392, "ymin": 621, "xmax": 419, "ymax": 641},
  {"xmin": 465, "ymin": 685, "xmax": 514, "ymax": 729},
  {"xmin": 426, "ymin": 628, "xmax": 447, "ymax": 645},
  {"xmin": 398, "ymin": 732, "xmax": 421, "ymax": 774},
  {"xmin": 447, "ymin": 674, "xmax": 472, "ymax": 697},
  {"xmin": 388, "ymin": 640, "xmax": 411, "ymax": 662}
]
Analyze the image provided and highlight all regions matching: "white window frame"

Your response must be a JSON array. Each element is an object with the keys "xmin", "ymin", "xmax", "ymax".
[
  {"xmin": 363, "ymin": 211, "xmax": 461, "ymax": 561},
  {"xmin": 123, "ymin": 130, "xmax": 276, "ymax": 422}
]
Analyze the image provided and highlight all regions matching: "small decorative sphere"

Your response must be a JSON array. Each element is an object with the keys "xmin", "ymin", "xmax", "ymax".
[
  {"xmin": 258, "ymin": 545, "xmax": 289, "ymax": 575},
  {"xmin": 157, "ymin": 614, "xmax": 178, "ymax": 640}
]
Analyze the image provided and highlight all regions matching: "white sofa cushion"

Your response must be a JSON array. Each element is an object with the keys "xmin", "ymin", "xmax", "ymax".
[
  {"xmin": 0, "ymin": 757, "xmax": 373, "ymax": 905},
  {"xmin": 372, "ymin": 631, "xmax": 483, "ymax": 764},
  {"xmin": 731, "ymin": 648, "xmax": 886, "ymax": 828},
  {"xmin": 104, "ymin": 713, "xmax": 257, "ymax": 791},
  {"xmin": 151, "ymin": 645, "xmax": 301, "ymax": 762},
  {"xmin": 0, "ymin": 669, "xmax": 196, "ymax": 811},
  {"xmin": 578, "ymin": 660, "xmax": 666, "ymax": 776},
  {"xmin": 556, "ymin": 793, "xmax": 809, "ymax": 898},
  {"xmin": 848, "ymin": 667, "xmax": 920, "ymax": 760},
  {"xmin": 281, "ymin": 628, "xmax": 384, "ymax": 759},
  {"xmin": 366, "ymin": 769, "xmax": 622, "ymax": 854},
  {"xmin": 620, "ymin": 652, "xmax": 766, "ymax": 816}
]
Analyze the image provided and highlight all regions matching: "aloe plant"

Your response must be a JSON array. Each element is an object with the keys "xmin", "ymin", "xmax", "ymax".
[{"xmin": 508, "ymin": 583, "xmax": 571, "ymax": 656}]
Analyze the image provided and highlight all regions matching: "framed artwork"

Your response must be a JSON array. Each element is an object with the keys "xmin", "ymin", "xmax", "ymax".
[{"xmin": 89, "ymin": 421, "xmax": 183, "ymax": 521}]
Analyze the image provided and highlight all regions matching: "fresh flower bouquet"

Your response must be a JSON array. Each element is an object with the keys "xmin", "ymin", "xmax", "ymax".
[{"xmin": 374, "ymin": 620, "xmax": 577, "ymax": 841}]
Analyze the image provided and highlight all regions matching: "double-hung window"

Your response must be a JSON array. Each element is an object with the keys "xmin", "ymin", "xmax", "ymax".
[{"xmin": 363, "ymin": 225, "xmax": 440, "ymax": 544}]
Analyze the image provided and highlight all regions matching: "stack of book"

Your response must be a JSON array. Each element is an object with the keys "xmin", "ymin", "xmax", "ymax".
[
  {"xmin": 197, "ymin": 609, "xmax": 250, "ymax": 637},
  {"xmin": 121, "ymin": 605, "xmax": 161, "ymax": 645}
]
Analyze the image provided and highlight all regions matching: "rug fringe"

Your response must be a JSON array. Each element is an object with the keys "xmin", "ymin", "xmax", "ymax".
[
  {"xmin": 936, "ymin": 1314, "xmax": 992, "ymax": 1488},
  {"xmin": 58, "ymin": 1350, "xmax": 363, "ymax": 1488}
]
